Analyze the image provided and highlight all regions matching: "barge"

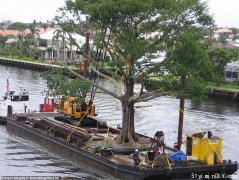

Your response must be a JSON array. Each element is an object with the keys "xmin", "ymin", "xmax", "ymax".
[{"xmin": 6, "ymin": 113, "xmax": 238, "ymax": 180}]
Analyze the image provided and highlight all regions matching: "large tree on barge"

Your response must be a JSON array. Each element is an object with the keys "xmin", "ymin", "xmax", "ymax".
[{"xmin": 52, "ymin": 0, "xmax": 213, "ymax": 144}]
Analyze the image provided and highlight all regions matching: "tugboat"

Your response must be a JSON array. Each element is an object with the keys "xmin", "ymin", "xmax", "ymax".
[{"xmin": 0, "ymin": 79, "xmax": 29, "ymax": 125}]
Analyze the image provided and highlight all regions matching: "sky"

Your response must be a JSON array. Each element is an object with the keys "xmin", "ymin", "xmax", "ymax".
[
  {"xmin": 0, "ymin": 0, "xmax": 238, "ymax": 28},
  {"xmin": 0, "ymin": 0, "xmax": 65, "ymax": 23}
]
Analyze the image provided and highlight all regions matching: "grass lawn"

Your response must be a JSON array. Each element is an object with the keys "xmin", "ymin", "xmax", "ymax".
[
  {"xmin": 1, "ymin": 55, "xmax": 238, "ymax": 91},
  {"xmin": 207, "ymin": 82, "xmax": 239, "ymax": 90},
  {"xmin": 1, "ymin": 55, "xmax": 48, "ymax": 63},
  {"xmin": 147, "ymin": 76, "xmax": 239, "ymax": 91}
]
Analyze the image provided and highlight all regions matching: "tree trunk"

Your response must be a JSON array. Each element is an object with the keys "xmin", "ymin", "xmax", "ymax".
[
  {"xmin": 177, "ymin": 96, "xmax": 185, "ymax": 148},
  {"xmin": 115, "ymin": 78, "xmax": 137, "ymax": 144},
  {"xmin": 177, "ymin": 75, "xmax": 186, "ymax": 148}
]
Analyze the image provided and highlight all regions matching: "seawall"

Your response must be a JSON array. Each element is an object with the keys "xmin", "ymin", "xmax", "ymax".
[{"xmin": 0, "ymin": 57, "xmax": 58, "ymax": 71}]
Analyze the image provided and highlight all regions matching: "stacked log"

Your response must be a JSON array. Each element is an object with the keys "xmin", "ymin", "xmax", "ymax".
[
  {"xmin": 31, "ymin": 116, "xmax": 91, "ymax": 146},
  {"xmin": 90, "ymin": 127, "xmax": 120, "ymax": 134}
]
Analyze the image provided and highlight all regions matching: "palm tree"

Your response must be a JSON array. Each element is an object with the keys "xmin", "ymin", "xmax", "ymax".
[
  {"xmin": 52, "ymin": 29, "xmax": 64, "ymax": 61},
  {"xmin": 42, "ymin": 23, "xmax": 48, "ymax": 33},
  {"xmin": 0, "ymin": 26, "xmax": 4, "ymax": 31},
  {"xmin": 27, "ymin": 23, "xmax": 40, "ymax": 48},
  {"xmin": 15, "ymin": 23, "xmax": 27, "ymax": 47},
  {"xmin": 231, "ymin": 28, "xmax": 238, "ymax": 45}
]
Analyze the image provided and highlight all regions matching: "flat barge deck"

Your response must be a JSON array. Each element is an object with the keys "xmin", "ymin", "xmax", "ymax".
[{"xmin": 6, "ymin": 113, "xmax": 238, "ymax": 180}]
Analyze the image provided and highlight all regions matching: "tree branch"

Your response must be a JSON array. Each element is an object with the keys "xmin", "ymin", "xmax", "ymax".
[
  {"xmin": 136, "ymin": 91, "xmax": 167, "ymax": 102},
  {"xmin": 130, "ymin": 77, "xmax": 144, "ymax": 103},
  {"xmin": 136, "ymin": 89, "xmax": 167, "ymax": 101},
  {"xmin": 138, "ymin": 93, "xmax": 164, "ymax": 102},
  {"xmin": 90, "ymin": 66, "xmax": 123, "ymax": 96},
  {"xmin": 61, "ymin": 63, "xmax": 123, "ymax": 101},
  {"xmin": 66, "ymin": 31, "xmax": 121, "ymax": 80}
]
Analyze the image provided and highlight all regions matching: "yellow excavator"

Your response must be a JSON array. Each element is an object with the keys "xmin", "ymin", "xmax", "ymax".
[
  {"xmin": 57, "ymin": 96, "xmax": 106, "ymax": 128},
  {"xmin": 59, "ymin": 97, "xmax": 96, "ymax": 119}
]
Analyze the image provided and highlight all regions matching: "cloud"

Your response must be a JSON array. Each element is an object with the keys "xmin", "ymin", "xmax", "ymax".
[
  {"xmin": 0, "ymin": 0, "xmax": 65, "ymax": 23},
  {"xmin": 207, "ymin": 0, "xmax": 239, "ymax": 27}
]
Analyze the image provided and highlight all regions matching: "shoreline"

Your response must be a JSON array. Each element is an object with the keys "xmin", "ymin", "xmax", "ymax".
[{"xmin": 1, "ymin": 57, "xmax": 239, "ymax": 102}]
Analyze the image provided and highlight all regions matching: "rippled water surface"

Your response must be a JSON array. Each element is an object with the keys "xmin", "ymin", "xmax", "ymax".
[{"xmin": 0, "ymin": 65, "xmax": 238, "ymax": 178}]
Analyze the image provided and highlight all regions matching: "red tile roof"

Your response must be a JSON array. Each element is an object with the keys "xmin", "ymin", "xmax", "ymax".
[
  {"xmin": 0, "ymin": 27, "xmax": 58, "ymax": 37},
  {"xmin": 0, "ymin": 30, "xmax": 19, "ymax": 36}
]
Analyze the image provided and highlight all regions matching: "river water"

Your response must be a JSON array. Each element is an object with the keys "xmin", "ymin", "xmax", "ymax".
[{"xmin": 0, "ymin": 65, "xmax": 238, "ymax": 179}]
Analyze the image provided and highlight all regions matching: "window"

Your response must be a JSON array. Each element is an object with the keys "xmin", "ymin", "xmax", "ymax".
[
  {"xmin": 225, "ymin": 71, "xmax": 231, "ymax": 78},
  {"xmin": 11, "ymin": 95, "xmax": 29, "ymax": 101},
  {"xmin": 232, "ymin": 72, "xmax": 238, "ymax": 78}
]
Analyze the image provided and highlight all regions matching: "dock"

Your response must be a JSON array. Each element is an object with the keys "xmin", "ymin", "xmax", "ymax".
[{"xmin": 209, "ymin": 87, "xmax": 239, "ymax": 101}]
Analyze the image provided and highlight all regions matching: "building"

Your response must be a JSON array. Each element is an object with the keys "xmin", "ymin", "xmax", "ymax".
[
  {"xmin": 0, "ymin": 30, "xmax": 18, "ymax": 36},
  {"xmin": 1, "ymin": 27, "xmax": 90, "ymax": 61},
  {"xmin": 38, "ymin": 28, "xmax": 91, "ymax": 61},
  {"xmin": 224, "ymin": 61, "xmax": 239, "ymax": 82},
  {"xmin": 213, "ymin": 28, "xmax": 232, "ymax": 40}
]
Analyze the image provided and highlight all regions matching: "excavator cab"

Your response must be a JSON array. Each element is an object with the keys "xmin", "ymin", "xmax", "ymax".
[{"xmin": 59, "ymin": 97, "xmax": 96, "ymax": 119}]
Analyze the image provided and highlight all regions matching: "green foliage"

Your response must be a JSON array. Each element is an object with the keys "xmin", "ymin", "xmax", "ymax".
[
  {"xmin": 167, "ymin": 28, "xmax": 213, "ymax": 104},
  {"xmin": 208, "ymin": 48, "xmax": 239, "ymax": 80},
  {"xmin": 7, "ymin": 22, "xmax": 27, "ymax": 30},
  {"xmin": 66, "ymin": 0, "xmax": 213, "ymax": 68},
  {"xmin": 207, "ymin": 81, "xmax": 239, "ymax": 90},
  {"xmin": 53, "ymin": 0, "xmax": 215, "ymax": 142},
  {"xmin": 41, "ymin": 69, "xmax": 90, "ymax": 100},
  {"xmin": 61, "ymin": 0, "xmax": 214, "ymax": 105},
  {"xmin": 148, "ymin": 75, "xmax": 178, "ymax": 92},
  {"xmin": 0, "ymin": 35, "xmax": 8, "ymax": 45},
  {"xmin": 107, "ymin": 60, "xmax": 127, "ymax": 69},
  {"xmin": 186, "ymin": 76, "xmax": 208, "ymax": 104},
  {"xmin": 197, "ymin": 27, "xmax": 213, "ymax": 38},
  {"xmin": 218, "ymin": 35, "xmax": 228, "ymax": 44}
]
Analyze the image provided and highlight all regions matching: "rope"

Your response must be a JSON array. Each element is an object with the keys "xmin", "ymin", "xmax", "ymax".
[
  {"xmin": 66, "ymin": 102, "xmax": 94, "ymax": 142},
  {"xmin": 178, "ymin": 108, "xmax": 222, "ymax": 162},
  {"xmin": 103, "ymin": 123, "xmax": 110, "ymax": 147},
  {"xmin": 141, "ymin": 84, "xmax": 223, "ymax": 163},
  {"xmin": 166, "ymin": 156, "xmax": 172, "ymax": 171},
  {"xmin": 159, "ymin": 85, "xmax": 223, "ymax": 163},
  {"xmin": 45, "ymin": 127, "xmax": 53, "ymax": 135}
]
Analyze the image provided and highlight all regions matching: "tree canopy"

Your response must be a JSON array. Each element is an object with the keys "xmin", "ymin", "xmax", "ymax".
[
  {"xmin": 7, "ymin": 22, "xmax": 28, "ymax": 31},
  {"xmin": 45, "ymin": 0, "xmax": 214, "ymax": 144},
  {"xmin": 166, "ymin": 28, "xmax": 213, "ymax": 145},
  {"xmin": 208, "ymin": 48, "xmax": 239, "ymax": 84},
  {"xmin": 168, "ymin": 28, "xmax": 213, "ymax": 103}
]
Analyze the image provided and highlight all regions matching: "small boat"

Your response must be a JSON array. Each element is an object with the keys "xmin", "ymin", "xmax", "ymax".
[{"xmin": 0, "ymin": 79, "xmax": 30, "ymax": 125}]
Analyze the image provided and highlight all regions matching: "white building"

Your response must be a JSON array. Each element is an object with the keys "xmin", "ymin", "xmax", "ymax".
[
  {"xmin": 224, "ymin": 61, "xmax": 239, "ymax": 82},
  {"xmin": 38, "ymin": 28, "xmax": 92, "ymax": 61},
  {"xmin": 213, "ymin": 28, "xmax": 232, "ymax": 40}
]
